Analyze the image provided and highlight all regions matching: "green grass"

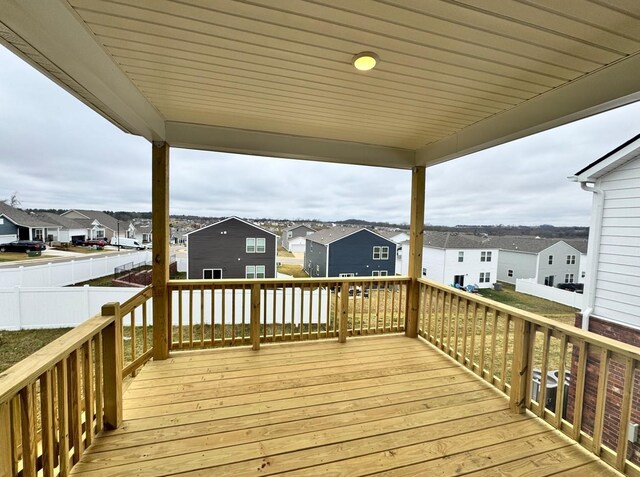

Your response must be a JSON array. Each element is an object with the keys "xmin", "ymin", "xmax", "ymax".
[
  {"xmin": 0, "ymin": 252, "xmax": 46, "ymax": 262},
  {"xmin": 0, "ymin": 328, "xmax": 73, "ymax": 373}
]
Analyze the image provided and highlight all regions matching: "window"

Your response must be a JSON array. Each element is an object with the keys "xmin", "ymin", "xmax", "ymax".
[
  {"xmin": 96, "ymin": 230, "xmax": 105, "ymax": 238},
  {"xmin": 508, "ymin": 269, "xmax": 513, "ymax": 277},
  {"xmin": 566, "ymin": 255, "xmax": 576, "ymax": 264},
  {"xmin": 544, "ymin": 275, "xmax": 555, "ymax": 287},
  {"xmin": 581, "ymin": 271, "xmax": 586, "ymax": 278},
  {"xmin": 372, "ymin": 270, "xmax": 388, "ymax": 277},
  {"xmin": 316, "ymin": 264, "xmax": 320, "ymax": 273},
  {"xmin": 0, "ymin": 218, "xmax": 3, "ymax": 225},
  {"xmin": 373, "ymin": 246, "xmax": 389, "ymax": 260},
  {"xmin": 422, "ymin": 267, "xmax": 427, "ymax": 276},
  {"xmin": 458, "ymin": 251, "xmax": 464, "ymax": 262},
  {"xmin": 33, "ymin": 229, "xmax": 43, "ymax": 241},
  {"xmin": 479, "ymin": 272, "xmax": 491, "ymax": 283},
  {"xmin": 339, "ymin": 273, "xmax": 354, "ymax": 277},
  {"xmin": 565, "ymin": 273, "xmax": 574, "ymax": 283},
  {"xmin": 548, "ymin": 255, "xmax": 553, "ymax": 265},
  {"xmin": 481, "ymin": 251, "xmax": 492, "ymax": 262},
  {"xmin": 246, "ymin": 237, "xmax": 266, "ymax": 253},
  {"xmin": 246, "ymin": 265, "xmax": 266, "ymax": 279},
  {"xmin": 203, "ymin": 269, "xmax": 222, "ymax": 279},
  {"xmin": 287, "ymin": 231, "xmax": 293, "ymax": 238}
]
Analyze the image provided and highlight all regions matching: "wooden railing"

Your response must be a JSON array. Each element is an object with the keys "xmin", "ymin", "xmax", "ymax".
[
  {"xmin": 0, "ymin": 306, "xmax": 120, "ymax": 477},
  {"xmin": 418, "ymin": 278, "xmax": 640, "ymax": 476},
  {"xmin": 120, "ymin": 286, "xmax": 153, "ymax": 378},
  {"xmin": 167, "ymin": 277, "xmax": 410, "ymax": 349}
]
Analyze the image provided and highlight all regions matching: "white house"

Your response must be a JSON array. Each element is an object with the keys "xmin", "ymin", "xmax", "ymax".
[
  {"xmin": 61, "ymin": 209, "xmax": 134, "ymax": 241},
  {"xmin": 282, "ymin": 224, "xmax": 315, "ymax": 253},
  {"xmin": 399, "ymin": 231, "xmax": 499, "ymax": 289},
  {"xmin": 494, "ymin": 237, "xmax": 588, "ymax": 287},
  {"xmin": 573, "ymin": 133, "xmax": 640, "ymax": 331}
]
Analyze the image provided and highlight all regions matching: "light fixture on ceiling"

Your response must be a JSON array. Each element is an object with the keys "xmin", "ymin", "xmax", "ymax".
[{"xmin": 352, "ymin": 51, "xmax": 379, "ymax": 71}]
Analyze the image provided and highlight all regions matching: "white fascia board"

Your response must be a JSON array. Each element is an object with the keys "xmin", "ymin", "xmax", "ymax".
[
  {"xmin": 416, "ymin": 54, "xmax": 640, "ymax": 167},
  {"xmin": 165, "ymin": 122, "xmax": 415, "ymax": 169},
  {"xmin": 574, "ymin": 139, "xmax": 640, "ymax": 182},
  {"xmin": 0, "ymin": 1, "xmax": 165, "ymax": 141},
  {"xmin": 186, "ymin": 216, "xmax": 277, "ymax": 237}
]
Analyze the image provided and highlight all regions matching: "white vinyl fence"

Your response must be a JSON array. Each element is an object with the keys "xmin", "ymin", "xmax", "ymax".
[
  {"xmin": 515, "ymin": 278, "xmax": 584, "ymax": 309},
  {"xmin": 1, "ymin": 285, "xmax": 329, "ymax": 330},
  {"xmin": 0, "ymin": 251, "xmax": 151, "ymax": 288}
]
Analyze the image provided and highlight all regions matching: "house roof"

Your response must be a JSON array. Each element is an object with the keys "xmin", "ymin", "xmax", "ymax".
[
  {"xmin": 2, "ymin": 2, "xmax": 638, "ymax": 169},
  {"xmin": 419, "ymin": 231, "xmax": 496, "ymax": 250},
  {"xmin": 38, "ymin": 212, "xmax": 85, "ymax": 230},
  {"xmin": 492, "ymin": 236, "xmax": 587, "ymax": 254},
  {"xmin": 62, "ymin": 210, "xmax": 127, "ymax": 232},
  {"xmin": 284, "ymin": 224, "xmax": 315, "ymax": 233},
  {"xmin": 307, "ymin": 227, "xmax": 395, "ymax": 246},
  {"xmin": 186, "ymin": 216, "xmax": 277, "ymax": 236},
  {"xmin": 0, "ymin": 202, "xmax": 59, "ymax": 228},
  {"xmin": 574, "ymin": 133, "xmax": 640, "ymax": 181}
]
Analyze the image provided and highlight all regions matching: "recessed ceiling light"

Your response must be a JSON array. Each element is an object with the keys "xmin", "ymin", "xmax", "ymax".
[{"xmin": 352, "ymin": 51, "xmax": 379, "ymax": 71}]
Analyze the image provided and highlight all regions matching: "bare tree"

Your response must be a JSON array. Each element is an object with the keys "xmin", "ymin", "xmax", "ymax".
[{"xmin": 2, "ymin": 191, "xmax": 21, "ymax": 208}]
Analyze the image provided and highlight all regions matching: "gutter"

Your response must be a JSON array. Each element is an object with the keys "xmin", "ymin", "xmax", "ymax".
[{"xmin": 572, "ymin": 178, "xmax": 604, "ymax": 331}]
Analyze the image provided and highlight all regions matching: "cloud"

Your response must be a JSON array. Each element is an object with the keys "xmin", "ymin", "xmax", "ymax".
[{"xmin": 1, "ymin": 45, "xmax": 638, "ymax": 226}]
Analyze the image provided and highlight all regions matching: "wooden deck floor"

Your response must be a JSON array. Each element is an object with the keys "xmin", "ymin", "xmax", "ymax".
[{"xmin": 71, "ymin": 335, "xmax": 620, "ymax": 476}]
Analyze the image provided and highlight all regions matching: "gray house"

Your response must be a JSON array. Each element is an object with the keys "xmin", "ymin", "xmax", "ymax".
[
  {"xmin": 305, "ymin": 227, "xmax": 396, "ymax": 278},
  {"xmin": 0, "ymin": 202, "xmax": 60, "ymax": 243},
  {"xmin": 282, "ymin": 224, "xmax": 315, "ymax": 253},
  {"xmin": 187, "ymin": 217, "xmax": 277, "ymax": 279},
  {"xmin": 495, "ymin": 236, "xmax": 588, "ymax": 286},
  {"xmin": 60, "ymin": 209, "xmax": 134, "ymax": 240}
]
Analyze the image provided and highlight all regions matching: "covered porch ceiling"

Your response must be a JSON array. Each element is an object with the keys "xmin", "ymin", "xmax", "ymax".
[{"xmin": 1, "ymin": 0, "xmax": 639, "ymax": 169}]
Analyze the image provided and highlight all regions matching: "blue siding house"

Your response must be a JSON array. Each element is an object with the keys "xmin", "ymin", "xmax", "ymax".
[{"xmin": 304, "ymin": 227, "xmax": 396, "ymax": 278}]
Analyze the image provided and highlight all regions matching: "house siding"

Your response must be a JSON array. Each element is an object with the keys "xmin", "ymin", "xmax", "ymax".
[
  {"xmin": 592, "ymin": 154, "xmax": 640, "ymax": 327},
  {"xmin": 282, "ymin": 225, "xmax": 314, "ymax": 251},
  {"xmin": 187, "ymin": 218, "xmax": 276, "ymax": 279},
  {"xmin": 535, "ymin": 242, "xmax": 582, "ymax": 286},
  {"xmin": 304, "ymin": 240, "xmax": 327, "ymax": 278},
  {"xmin": 496, "ymin": 250, "xmax": 538, "ymax": 284},
  {"xmin": 328, "ymin": 230, "xmax": 395, "ymax": 277},
  {"xmin": 0, "ymin": 217, "xmax": 19, "ymax": 243}
]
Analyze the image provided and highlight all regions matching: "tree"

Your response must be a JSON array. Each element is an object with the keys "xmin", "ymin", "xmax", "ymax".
[{"xmin": 2, "ymin": 191, "xmax": 20, "ymax": 208}]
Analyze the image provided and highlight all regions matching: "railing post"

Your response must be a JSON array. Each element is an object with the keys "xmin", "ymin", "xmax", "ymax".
[
  {"xmin": 0, "ymin": 401, "xmax": 11, "ymax": 477},
  {"xmin": 406, "ymin": 166, "xmax": 425, "ymax": 338},
  {"xmin": 102, "ymin": 302, "xmax": 122, "ymax": 429},
  {"xmin": 510, "ymin": 316, "xmax": 531, "ymax": 414},
  {"xmin": 339, "ymin": 281, "xmax": 349, "ymax": 343},
  {"xmin": 251, "ymin": 284, "xmax": 261, "ymax": 351}
]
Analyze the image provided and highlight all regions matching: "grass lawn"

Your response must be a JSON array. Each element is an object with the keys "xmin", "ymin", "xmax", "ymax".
[
  {"xmin": 52, "ymin": 245, "xmax": 105, "ymax": 254},
  {"xmin": 277, "ymin": 246, "xmax": 295, "ymax": 258},
  {"xmin": 0, "ymin": 252, "xmax": 45, "ymax": 262},
  {"xmin": 277, "ymin": 264, "xmax": 309, "ymax": 278},
  {"xmin": 0, "ymin": 328, "xmax": 72, "ymax": 373}
]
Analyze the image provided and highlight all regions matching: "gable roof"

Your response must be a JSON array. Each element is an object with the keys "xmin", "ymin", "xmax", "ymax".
[
  {"xmin": 418, "ymin": 231, "xmax": 496, "ymax": 250},
  {"xmin": 38, "ymin": 212, "xmax": 85, "ymax": 230},
  {"xmin": 186, "ymin": 216, "xmax": 277, "ymax": 236},
  {"xmin": 574, "ymin": 133, "xmax": 640, "ymax": 181},
  {"xmin": 493, "ymin": 236, "xmax": 586, "ymax": 254},
  {"xmin": 307, "ymin": 227, "xmax": 395, "ymax": 246},
  {"xmin": 62, "ymin": 209, "xmax": 126, "ymax": 232},
  {"xmin": 284, "ymin": 224, "xmax": 315, "ymax": 233},
  {"xmin": 0, "ymin": 202, "xmax": 59, "ymax": 228}
]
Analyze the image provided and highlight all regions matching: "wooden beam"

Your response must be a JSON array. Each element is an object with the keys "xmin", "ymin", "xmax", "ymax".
[
  {"xmin": 406, "ymin": 166, "xmax": 426, "ymax": 338},
  {"xmin": 250, "ymin": 284, "xmax": 261, "ymax": 351},
  {"xmin": 509, "ymin": 317, "xmax": 531, "ymax": 414},
  {"xmin": 152, "ymin": 142, "xmax": 170, "ymax": 360},
  {"xmin": 101, "ymin": 302, "xmax": 122, "ymax": 430}
]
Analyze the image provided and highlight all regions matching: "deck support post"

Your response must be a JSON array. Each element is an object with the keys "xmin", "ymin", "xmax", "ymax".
[
  {"xmin": 406, "ymin": 166, "xmax": 425, "ymax": 338},
  {"xmin": 102, "ymin": 302, "xmax": 122, "ymax": 429},
  {"xmin": 510, "ymin": 316, "xmax": 531, "ymax": 414},
  {"xmin": 339, "ymin": 282, "xmax": 349, "ymax": 343},
  {"xmin": 152, "ymin": 142, "xmax": 170, "ymax": 360},
  {"xmin": 251, "ymin": 284, "xmax": 261, "ymax": 350}
]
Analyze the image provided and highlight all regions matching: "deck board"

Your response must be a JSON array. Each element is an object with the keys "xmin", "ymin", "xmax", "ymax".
[{"xmin": 71, "ymin": 335, "xmax": 621, "ymax": 476}]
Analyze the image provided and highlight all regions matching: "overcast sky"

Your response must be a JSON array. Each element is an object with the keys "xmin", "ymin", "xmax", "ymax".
[{"xmin": 1, "ymin": 45, "xmax": 639, "ymax": 226}]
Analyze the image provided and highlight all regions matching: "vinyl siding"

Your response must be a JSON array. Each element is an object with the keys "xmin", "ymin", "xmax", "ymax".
[
  {"xmin": 187, "ymin": 218, "xmax": 276, "ymax": 279},
  {"xmin": 327, "ymin": 230, "xmax": 395, "ymax": 278},
  {"xmin": 496, "ymin": 250, "xmax": 537, "ymax": 284},
  {"xmin": 592, "ymin": 154, "xmax": 640, "ymax": 326},
  {"xmin": 305, "ymin": 240, "xmax": 327, "ymax": 277},
  {"xmin": 535, "ymin": 242, "xmax": 582, "ymax": 285},
  {"xmin": 0, "ymin": 218, "xmax": 19, "ymax": 237}
]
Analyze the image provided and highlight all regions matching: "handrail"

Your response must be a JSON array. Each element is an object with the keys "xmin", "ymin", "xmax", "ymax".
[
  {"xmin": 120, "ymin": 286, "xmax": 153, "ymax": 316},
  {"xmin": 0, "ymin": 313, "xmax": 115, "ymax": 405},
  {"xmin": 169, "ymin": 276, "xmax": 411, "ymax": 286},
  {"xmin": 418, "ymin": 278, "xmax": 640, "ymax": 360}
]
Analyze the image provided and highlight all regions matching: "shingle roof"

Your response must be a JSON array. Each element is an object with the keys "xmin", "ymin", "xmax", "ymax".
[
  {"xmin": 421, "ymin": 231, "xmax": 496, "ymax": 249},
  {"xmin": 284, "ymin": 223, "xmax": 315, "ymax": 232},
  {"xmin": 492, "ymin": 236, "xmax": 587, "ymax": 254},
  {"xmin": 306, "ymin": 226, "xmax": 394, "ymax": 246},
  {"xmin": 65, "ymin": 209, "xmax": 127, "ymax": 232},
  {"xmin": 0, "ymin": 202, "xmax": 59, "ymax": 228},
  {"xmin": 39, "ymin": 212, "xmax": 84, "ymax": 230}
]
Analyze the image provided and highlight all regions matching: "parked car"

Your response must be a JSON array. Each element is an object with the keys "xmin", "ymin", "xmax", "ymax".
[
  {"xmin": 110, "ymin": 236, "xmax": 148, "ymax": 250},
  {"xmin": 557, "ymin": 283, "xmax": 584, "ymax": 293},
  {"xmin": 0, "ymin": 240, "xmax": 47, "ymax": 252},
  {"xmin": 84, "ymin": 239, "xmax": 108, "ymax": 247}
]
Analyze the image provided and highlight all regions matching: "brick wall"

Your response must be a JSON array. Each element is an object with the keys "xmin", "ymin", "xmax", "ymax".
[{"xmin": 567, "ymin": 314, "xmax": 640, "ymax": 463}]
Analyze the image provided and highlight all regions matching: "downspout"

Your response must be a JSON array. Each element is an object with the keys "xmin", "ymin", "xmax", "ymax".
[{"xmin": 577, "ymin": 180, "xmax": 605, "ymax": 331}]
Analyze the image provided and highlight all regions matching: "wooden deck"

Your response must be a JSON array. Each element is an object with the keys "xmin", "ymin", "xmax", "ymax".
[{"xmin": 70, "ymin": 335, "xmax": 620, "ymax": 476}]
